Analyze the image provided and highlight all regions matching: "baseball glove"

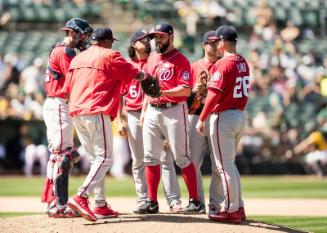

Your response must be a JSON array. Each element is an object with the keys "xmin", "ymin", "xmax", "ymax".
[{"xmin": 141, "ymin": 74, "xmax": 161, "ymax": 98}]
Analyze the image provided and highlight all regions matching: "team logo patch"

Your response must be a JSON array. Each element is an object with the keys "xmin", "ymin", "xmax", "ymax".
[
  {"xmin": 181, "ymin": 71, "xmax": 190, "ymax": 81},
  {"xmin": 211, "ymin": 71, "xmax": 221, "ymax": 82},
  {"xmin": 159, "ymin": 67, "xmax": 173, "ymax": 81}
]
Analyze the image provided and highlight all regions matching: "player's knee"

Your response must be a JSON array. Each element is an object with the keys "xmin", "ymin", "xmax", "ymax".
[
  {"xmin": 174, "ymin": 157, "xmax": 190, "ymax": 168},
  {"xmin": 143, "ymin": 156, "xmax": 160, "ymax": 166},
  {"xmin": 132, "ymin": 160, "xmax": 144, "ymax": 170}
]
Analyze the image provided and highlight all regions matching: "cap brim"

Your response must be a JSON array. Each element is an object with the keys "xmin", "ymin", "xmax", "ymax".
[
  {"xmin": 136, "ymin": 34, "xmax": 149, "ymax": 41},
  {"xmin": 148, "ymin": 31, "xmax": 169, "ymax": 39},
  {"xmin": 204, "ymin": 39, "xmax": 218, "ymax": 43},
  {"xmin": 208, "ymin": 36, "xmax": 218, "ymax": 40},
  {"xmin": 131, "ymin": 34, "xmax": 148, "ymax": 43}
]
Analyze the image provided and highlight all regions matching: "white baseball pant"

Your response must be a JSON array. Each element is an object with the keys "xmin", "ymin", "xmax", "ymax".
[
  {"xmin": 126, "ymin": 110, "xmax": 181, "ymax": 207},
  {"xmin": 73, "ymin": 114, "xmax": 113, "ymax": 207},
  {"xmin": 209, "ymin": 110, "xmax": 245, "ymax": 213},
  {"xmin": 143, "ymin": 102, "xmax": 191, "ymax": 169},
  {"xmin": 43, "ymin": 97, "xmax": 74, "ymax": 184}
]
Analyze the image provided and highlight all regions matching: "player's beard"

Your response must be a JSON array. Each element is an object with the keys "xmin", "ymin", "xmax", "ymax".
[{"xmin": 156, "ymin": 40, "xmax": 170, "ymax": 53}]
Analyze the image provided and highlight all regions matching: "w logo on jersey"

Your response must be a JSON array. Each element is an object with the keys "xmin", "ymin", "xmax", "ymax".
[{"xmin": 158, "ymin": 67, "xmax": 173, "ymax": 81}]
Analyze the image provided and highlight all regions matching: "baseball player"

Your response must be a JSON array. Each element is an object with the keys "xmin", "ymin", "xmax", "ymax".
[
  {"xmin": 64, "ymin": 27, "xmax": 149, "ymax": 222},
  {"xmin": 118, "ymin": 29, "xmax": 182, "ymax": 213},
  {"xmin": 41, "ymin": 18, "xmax": 93, "ymax": 218},
  {"xmin": 187, "ymin": 31, "xmax": 223, "ymax": 214},
  {"xmin": 139, "ymin": 23, "xmax": 202, "ymax": 214},
  {"xmin": 294, "ymin": 130, "xmax": 327, "ymax": 176},
  {"xmin": 196, "ymin": 25, "xmax": 249, "ymax": 223}
]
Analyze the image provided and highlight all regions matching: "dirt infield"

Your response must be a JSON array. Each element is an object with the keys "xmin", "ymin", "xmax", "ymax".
[
  {"xmin": 1, "ymin": 197, "xmax": 326, "ymax": 233},
  {"xmin": 0, "ymin": 214, "xmax": 307, "ymax": 233}
]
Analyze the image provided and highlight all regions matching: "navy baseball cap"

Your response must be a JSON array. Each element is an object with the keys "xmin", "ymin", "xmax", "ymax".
[
  {"xmin": 216, "ymin": 25, "xmax": 238, "ymax": 41},
  {"xmin": 148, "ymin": 23, "xmax": 174, "ymax": 38},
  {"xmin": 60, "ymin": 18, "xmax": 93, "ymax": 34},
  {"xmin": 91, "ymin": 27, "xmax": 118, "ymax": 41},
  {"xmin": 130, "ymin": 29, "xmax": 148, "ymax": 43},
  {"xmin": 202, "ymin": 31, "xmax": 218, "ymax": 43}
]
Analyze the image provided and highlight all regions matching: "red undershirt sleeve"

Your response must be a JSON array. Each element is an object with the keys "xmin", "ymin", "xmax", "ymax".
[{"xmin": 199, "ymin": 88, "xmax": 222, "ymax": 122}]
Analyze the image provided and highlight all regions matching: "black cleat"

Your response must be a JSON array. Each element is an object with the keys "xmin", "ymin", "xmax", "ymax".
[
  {"xmin": 135, "ymin": 200, "xmax": 159, "ymax": 214},
  {"xmin": 181, "ymin": 198, "xmax": 206, "ymax": 214}
]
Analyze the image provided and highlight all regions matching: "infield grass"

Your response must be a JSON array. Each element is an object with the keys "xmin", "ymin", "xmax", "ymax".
[
  {"xmin": 0, "ymin": 175, "xmax": 326, "ymax": 198},
  {"xmin": 252, "ymin": 216, "xmax": 327, "ymax": 233}
]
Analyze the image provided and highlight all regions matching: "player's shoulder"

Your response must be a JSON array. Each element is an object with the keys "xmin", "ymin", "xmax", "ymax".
[
  {"xmin": 51, "ymin": 43, "xmax": 76, "ymax": 58},
  {"xmin": 173, "ymin": 49, "xmax": 190, "ymax": 67},
  {"xmin": 64, "ymin": 46, "xmax": 76, "ymax": 58},
  {"xmin": 175, "ymin": 49, "xmax": 189, "ymax": 60},
  {"xmin": 107, "ymin": 49, "xmax": 124, "ymax": 60},
  {"xmin": 221, "ymin": 54, "xmax": 247, "ymax": 64},
  {"xmin": 215, "ymin": 54, "xmax": 242, "ymax": 68},
  {"xmin": 191, "ymin": 59, "xmax": 202, "ymax": 67}
]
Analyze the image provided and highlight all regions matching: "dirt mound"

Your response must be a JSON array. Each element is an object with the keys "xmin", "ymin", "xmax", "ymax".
[{"xmin": 0, "ymin": 214, "xmax": 306, "ymax": 233}]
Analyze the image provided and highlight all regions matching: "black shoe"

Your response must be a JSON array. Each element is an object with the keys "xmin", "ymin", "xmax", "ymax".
[
  {"xmin": 182, "ymin": 198, "xmax": 206, "ymax": 214},
  {"xmin": 135, "ymin": 200, "xmax": 159, "ymax": 214}
]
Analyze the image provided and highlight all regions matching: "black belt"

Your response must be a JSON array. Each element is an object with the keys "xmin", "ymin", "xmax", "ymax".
[{"xmin": 150, "ymin": 102, "xmax": 178, "ymax": 110}]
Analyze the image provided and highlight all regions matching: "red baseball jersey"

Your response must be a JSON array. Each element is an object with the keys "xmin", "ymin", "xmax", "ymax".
[
  {"xmin": 63, "ymin": 45, "xmax": 140, "ymax": 117},
  {"xmin": 146, "ymin": 49, "xmax": 192, "ymax": 104},
  {"xmin": 208, "ymin": 54, "xmax": 250, "ymax": 112},
  {"xmin": 45, "ymin": 44, "xmax": 76, "ymax": 99},
  {"xmin": 191, "ymin": 58, "xmax": 216, "ymax": 85},
  {"xmin": 120, "ymin": 58, "xmax": 147, "ymax": 111}
]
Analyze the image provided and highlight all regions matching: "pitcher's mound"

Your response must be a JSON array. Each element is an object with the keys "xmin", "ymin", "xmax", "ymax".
[{"xmin": 0, "ymin": 214, "xmax": 306, "ymax": 233}]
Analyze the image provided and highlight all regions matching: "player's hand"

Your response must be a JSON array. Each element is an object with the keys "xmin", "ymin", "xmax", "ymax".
[
  {"xmin": 117, "ymin": 121, "xmax": 128, "ymax": 137},
  {"xmin": 193, "ymin": 83, "xmax": 206, "ymax": 95},
  {"xmin": 196, "ymin": 120, "xmax": 206, "ymax": 136}
]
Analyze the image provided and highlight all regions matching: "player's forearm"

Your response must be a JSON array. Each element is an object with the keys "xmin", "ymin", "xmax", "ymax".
[
  {"xmin": 161, "ymin": 86, "xmax": 191, "ymax": 97},
  {"xmin": 199, "ymin": 88, "xmax": 221, "ymax": 122},
  {"xmin": 116, "ymin": 96, "xmax": 124, "ymax": 123}
]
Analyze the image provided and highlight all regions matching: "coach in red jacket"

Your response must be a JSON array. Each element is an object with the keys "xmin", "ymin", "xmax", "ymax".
[{"xmin": 64, "ymin": 27, "xmax": 146, "ymax": 222}]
